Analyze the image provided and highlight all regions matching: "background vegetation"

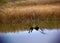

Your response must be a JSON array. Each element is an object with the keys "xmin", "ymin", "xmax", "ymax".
[
  {"xmin": 0, "ymin": 0, "xmax": 9, "ymax": 3},
  {"xmin": 0, "ymin": 0, "xmax": 60, "ymax": 32}
]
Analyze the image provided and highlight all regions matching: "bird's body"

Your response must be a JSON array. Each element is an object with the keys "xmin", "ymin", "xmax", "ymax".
[
  {"xmin": 28, "ymin": 26, "xmax": 45, "ymax": 34},
  {"xmin": 29, "ymin": 26, "xmax": 39, "ymax": 33},
  {"xmin": 34, "ymin": 26, "xmax": 39, "ymax": 31}
]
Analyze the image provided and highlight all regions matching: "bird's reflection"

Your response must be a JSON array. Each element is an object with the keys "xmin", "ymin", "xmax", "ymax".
[{"xmin": 28, "ymin": 26, "xmax": 45, "ymax": 34}]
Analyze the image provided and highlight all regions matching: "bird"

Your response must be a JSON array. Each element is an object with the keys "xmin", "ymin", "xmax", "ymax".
[
  {"xmin": 34, "ymin": 26, "xmax": 39, "ymax": 31},
  {"xmin": 28, "ymin": 25, "xmax": 46, "ymax": 34},
  {"xmin": 28, "ymin": 26, "xmax": 39, "ymax": 33},
  {"xmin": 28, "ymin": 26, "xmax": 34, "ymax": 33}
]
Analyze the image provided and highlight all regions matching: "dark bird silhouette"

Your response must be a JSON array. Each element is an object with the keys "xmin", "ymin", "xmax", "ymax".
[
  {"xmin": 29, "ymin": 26, "xmax": 34, "ymax": 33},
  {"xmin": 34, "ymin": 26, "xmax": 39, "ymax": 31},
  {"xmin": 28, "ymin": 26, "xmax": 39, "ymax": 33},
  {"xmin": 28, "ymin": 26, "xmax": 46, "ymax": 34}
]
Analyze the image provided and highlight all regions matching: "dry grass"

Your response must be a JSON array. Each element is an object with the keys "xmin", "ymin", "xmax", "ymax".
[
  {"xmin": 0, "ymin": 5, "xmax": 60, "ymax": 32},
  {"xmin": 0, "ymin": 0, "xmax": 60, "ymax": 8},
  {"xmin": 0, "ymin": 0, "xmax": 60, "ymax": 32},
  {"xmin": 0, "ymin": 5, "xmax": 60, "ymax": 23}
]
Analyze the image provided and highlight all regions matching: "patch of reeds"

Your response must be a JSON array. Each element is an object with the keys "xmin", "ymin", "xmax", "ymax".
[
  {"xmin": 0, "ymin": 5, "xmax": 60, "ymax": 32},
  {"xmin": 0, "ymin": 5, "xmax": 60, "ymax": 23}
]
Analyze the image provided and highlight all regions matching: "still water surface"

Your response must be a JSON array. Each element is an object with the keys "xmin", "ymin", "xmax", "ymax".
[{"xmin": 0, "ymin": 29, "xmax": 59, "ymax": 43}]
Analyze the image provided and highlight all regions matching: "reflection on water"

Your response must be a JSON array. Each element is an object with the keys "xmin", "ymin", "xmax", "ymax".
[{"xmin": 0, "ymin": 29, "xmax": 59, "ymax": 43}]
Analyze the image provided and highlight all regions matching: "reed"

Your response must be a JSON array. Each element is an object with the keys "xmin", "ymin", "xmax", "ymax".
[
  {"xmin": 0, "ymin": 5, "xmax": 60, "ymax": 32},
  {"xmin": 0, "ymin": 5, "xmax": 60, "ymax": 23}
]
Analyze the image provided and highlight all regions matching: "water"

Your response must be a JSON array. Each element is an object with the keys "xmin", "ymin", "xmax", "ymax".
[{"xmin": 0, "ymin": 29, "xmax": 59, "ymax": 43}]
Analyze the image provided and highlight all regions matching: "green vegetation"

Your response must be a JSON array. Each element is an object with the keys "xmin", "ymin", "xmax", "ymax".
[{"xmin": 0, "ymin": 0, "xmax": 9, "ymax": 3}]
